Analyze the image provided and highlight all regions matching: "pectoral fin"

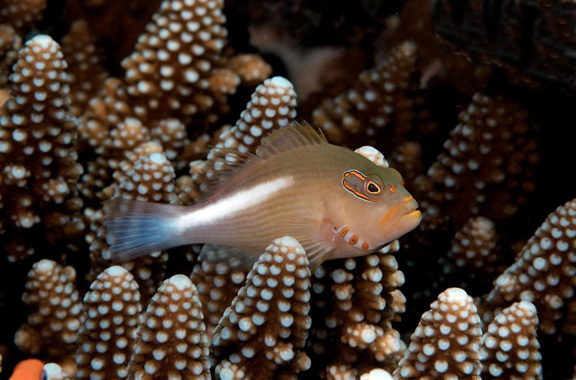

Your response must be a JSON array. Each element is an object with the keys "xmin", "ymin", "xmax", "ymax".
[{"xmin": 283, "ymin": 216, "xmax": 336, "ymax": 272}]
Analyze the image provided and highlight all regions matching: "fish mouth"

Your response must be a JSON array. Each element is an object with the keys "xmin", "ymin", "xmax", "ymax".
[
  {"xmin": 378, "ymin": 195, "xmax": 422, "ymax": 235},
  {"xmin": 402, "ymin": 196, "xmax": 421, "ymax": 220},
  {"xmin": 399, "ymin": 197, "xmax": 422, "ymax": 229}
]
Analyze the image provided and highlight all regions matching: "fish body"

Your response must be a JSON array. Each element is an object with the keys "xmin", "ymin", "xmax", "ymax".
[{"xmin": 104, "ymin": 123, "xmax": 421, "ymax": 269}]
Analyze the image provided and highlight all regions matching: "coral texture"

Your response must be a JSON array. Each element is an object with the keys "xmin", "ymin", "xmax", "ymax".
[
  {"xmin": 480, "ymin": 301, "xmax": 542, "ymax": 380},
  {"xmin": 211, "ymin": 236, "xmax": 312, "ymax": 380},
  {"xmin": 484, "ymin": 198, "xmax": 576, "ymax": 336},
  {"xmin": 0, "ymin": 34, "xmax": 84, "ymax": 261},
  {"xmin": 15, "ymin": 259, "xmax": 84, "ymax": 361},
  {"xmin": 393, "ymin": 287, "xmax": 482, "ymax": 380},
  {"xmin": 75, "ymin": 266, "xmax": 142, "ymax": 379},
  {"xmin": 128, "ymin": 275, "xmax": 210, "ymax": 380}
]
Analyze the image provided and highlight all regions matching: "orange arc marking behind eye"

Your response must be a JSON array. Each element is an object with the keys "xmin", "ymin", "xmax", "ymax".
[
  {"xmin": 339, "ymin": 227, "xmax": 350, "ymax": 238},
  {"xmin": 342, "ymin": 170, "xmax": 380, "ymax": 202}
]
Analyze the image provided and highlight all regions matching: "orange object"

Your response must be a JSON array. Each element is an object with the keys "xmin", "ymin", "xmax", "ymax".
[{"xmin": 9, "ymin": 359, "xmax": 44, "ymax": 380}]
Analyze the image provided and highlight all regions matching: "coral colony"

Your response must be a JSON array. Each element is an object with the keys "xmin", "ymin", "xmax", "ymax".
[{"xmin": 1, "ymin": 0, "xmax": 576, "ymax": 379}]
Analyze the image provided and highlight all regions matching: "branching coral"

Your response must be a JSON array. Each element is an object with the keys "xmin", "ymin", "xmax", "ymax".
[
  {"xmin": 0, "ymin": 24, "xmax": 21, "ymax": 87},
  {"xmin": 61, "ymin": 20, "xmax": 109, "ymax": 119},
  {"xmin": 76, "ymin": 266, "xmax": 142, "ymax": 379},
  {"xmin": 311, "ymin": 41, "xmax": 422, "ymax": 147},
  {"xmin": 483, "ymin": 198, "xmax": 576, "ymax": 337},
  {"xmin": 413, "ymin": 93, "xmax": 538, "ymax": 231},
  {"xmin": 442, "ymin": 216, "xmax": 510, "ymax": 291},
  {"xmin": 190, "ymin": 244, "xmax": 247, "ymax": 339},
  {"xmin": 309, "ymin": 247, "xmax": 405, "ymax": 377},
  {"xmin": 0, "ymin": 34, "xmax": 84, "ymax": 261},
  {"xmin": 128, "ymin": 274, "xmax": 210, "ymax": 380},
  {"xmin": 121, "ymin": 0, "xmax": 237, "ymax": 124},
  {"xmin": 480, "ymin": 301, "xmax": 542, "ymax": 380},
  {"xmin": 393, "ymin": 287, "xmax": 482, "ymax": 380},
  {"xmin": 211, "ymin": 236, "xmax": 312, "ymax": 380},
  {"xmin": 0, "ymin": 0, "xmax": 46, "ymax": 32},
  {"xmin": 188, "ymin": 75, "xmax": 297, "ymax": 198},
  {"xmin": 15, "ymin": 259, "xmax": 84, "ymax": 369}
]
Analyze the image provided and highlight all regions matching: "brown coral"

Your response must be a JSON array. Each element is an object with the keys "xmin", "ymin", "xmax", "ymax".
[
  {"xmin": 0, "ymin": 24, "xmax": 22, "ymax": 87},
  {"xmin": 128, "ymin": 275, "xmax": 210, "ymax": 380},
  {"xmin": 121, "ymin": 0, "xmax": 237, "ymax": 125},
  {"xmin": 414, "ymin": 93, "xmax": 538, "ymax": 231},
  {"xmin": 484, "ymin": 198, "xmax": 576, "ymax": 336},
  {"xmin": 0, "ymin": 34, "xmax": 84, "ymax": 261},
  {"xmin": 309, "ymin": 245, "xmax": 405, "ymax": 377},
  {"xmin": 311, "ymin": 41, "xmax": 423, "ymax": 147},
  {"xmin": 75, "ymin": 265, "xmax": 142, "ymax": 379},
  {"xmin": 191, "ymin": 75, "xmax": 297, "ymax": 197},
  {"xmin": 190, "ymin": 244, "xmax": 247, "ymax": 339},
  {"xmin": 15, "ymin": 259, "xmax": 85, "ymax": 365},
  {"xmin": 61, "ymin": 20, "xmax": 109, "ymax": 118},
  {"xmin": 393, "ymin": 287, "xmax": 482, "ymax": 380},
  {"xmin": 211, "ymin": 236, "xmax": 312, "ymax": 380},
  {"xmin": 0, "ymin": 0, "xmax": 46, "ymax": 31},
  {"xmin": 480, "ymin": 301, "xmax": 542, "ymax": 380}
]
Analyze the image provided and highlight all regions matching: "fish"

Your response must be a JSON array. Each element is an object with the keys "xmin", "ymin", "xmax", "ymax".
[
  {"xmin": 103, "ymin": 123, "xmax": 422, "ymax": 270},
  {"xmin": 8, "ymin": 359, "xmax": 44, "ymax": 380}
]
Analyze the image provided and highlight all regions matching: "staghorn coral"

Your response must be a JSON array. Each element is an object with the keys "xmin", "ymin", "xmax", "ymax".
[
  {"xmin": 311, "ymin": 41, "xmax": 423, "ymax": 147},
  {"xmin": 480, "ymin": 301, "xmax": 542, "ymax": 380},
  {"xmin": 190, "ymin": 244, "xmax": 247, "ymax": 340},
  {"xmin": 0, "ymin": 0, "xmax": 46, "ymax": 32},
  {"xmin": 226, "ymin": 53, "xmax": 272, "ymax": 88},
  {"xmin": 128, "ymin": 274, "xmax": 210, "ymax": 380},
  {"xmin": 309, "ymin": 244, "xmax": 406, "ymax": 377},
  {"xmin": 15, "ymin": 259, "xmax": 84, "ymax": 371},
  {"xmin": 188, "ymin": 75, "xmax": 297, "ymax": 198},
  {"xmin": 211, "ymin": 236, "xmax": 312, "ymax": 380},
  {"xmin": 393, "ymin": 287, "xmax": 482, "ymax": 380},
  {"xmin": 120, "ymin": 0, "xmax": 238, "ymax": 126},
  {"xmin": 442, "ymin": 216, "xmax": 510, "ymax": 292},
  {"xmin": 0, "ymin": 34, "xmax": 84, "ymax": 261},
  {"xmin": 483, "ymin": 198, "xmax": 576, "ymax": 337},
  {"xmin": 43, "ymin": 362, "xmax": 71, "ymax": 380},
  {"xmin": 413, "ymin": 93, "xmax": 539, "ymax": 232},
  {"xmin": 61, "ymin": 20, "xmax": 109, "ymax": 118},
  {"xmin": 0, "ymin": 24, "xmax": 22, "ymax": 87},
  {"xmin": 75, "ymin": 265, "xmax": 142, "ymax": 379}
]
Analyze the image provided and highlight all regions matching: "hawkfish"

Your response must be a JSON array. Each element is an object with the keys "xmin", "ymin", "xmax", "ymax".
[{"xmin": 103, "ymin": 123, "xmax": 422, "ymax": 269}]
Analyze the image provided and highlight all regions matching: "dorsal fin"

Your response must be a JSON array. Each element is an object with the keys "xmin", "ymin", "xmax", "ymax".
[
  {"xmin": 257, "ymin": 122, "xmax": 328, "ymax": 159},
  {"xmin": 201, "ymin": 122, "xmax": 327, "ymax": 200}
]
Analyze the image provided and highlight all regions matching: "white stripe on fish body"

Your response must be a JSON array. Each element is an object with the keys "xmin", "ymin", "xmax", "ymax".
[{"xmin": 176, "ymin": 175, "xmax": 295, "ymax": 231}]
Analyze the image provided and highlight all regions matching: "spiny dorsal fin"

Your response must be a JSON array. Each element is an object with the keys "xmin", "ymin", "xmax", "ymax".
[{"xmin": 256, "ymin": 121, "xmax": 328, "ymax": 159}]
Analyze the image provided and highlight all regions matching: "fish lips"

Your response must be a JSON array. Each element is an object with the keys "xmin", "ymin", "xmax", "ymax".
[{"xmin": 378, "ymin": 197, "xmax": 422, "ymax": 241}]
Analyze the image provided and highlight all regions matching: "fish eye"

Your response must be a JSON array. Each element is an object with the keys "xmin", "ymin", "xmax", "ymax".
[{"xmin": 366, "ymin": 180, "xmax": 381, "ymax": 195}]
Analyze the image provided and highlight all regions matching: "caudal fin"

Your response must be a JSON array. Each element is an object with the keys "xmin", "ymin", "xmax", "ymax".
[{"xmin": 103, "ymin": 199, "xmax": 188, "ymax": 262}]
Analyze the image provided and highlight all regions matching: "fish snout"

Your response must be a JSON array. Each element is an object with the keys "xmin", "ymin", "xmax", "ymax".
[
  {"xmin": 402, "ymin": 195, "xmax": 422, "ymax": 222},
  {"xmin": 378, "ymin": 194, "xmax": 421, "ymax": 227}
]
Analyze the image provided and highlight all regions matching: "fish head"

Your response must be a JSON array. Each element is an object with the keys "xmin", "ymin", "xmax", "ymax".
[{"xmin": 330, "ymin": 163, "xmax": 421, "ymax": 255}]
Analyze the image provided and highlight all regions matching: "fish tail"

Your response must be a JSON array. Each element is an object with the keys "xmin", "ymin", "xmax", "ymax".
[{"xmin": 103, "ymin": 199, "xmax": 188, "ymax": 262}]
